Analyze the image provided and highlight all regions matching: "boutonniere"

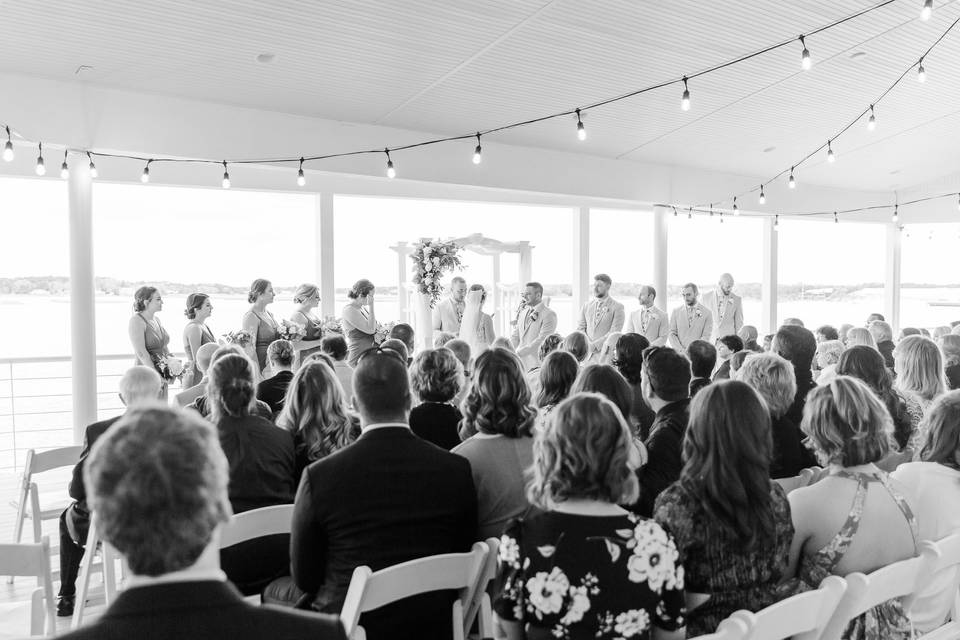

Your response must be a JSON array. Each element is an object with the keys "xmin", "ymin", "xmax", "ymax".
[
  {"xmin": 695, "ymin": 309, "xmax": 703, "ymax": 319},
  {"xmin": 727, "ymin": 299, "xmax": 734, "ymax": 305},
  {"xmin": 529, "ymin": 310, "xmax": 540, "ymax": 322}
]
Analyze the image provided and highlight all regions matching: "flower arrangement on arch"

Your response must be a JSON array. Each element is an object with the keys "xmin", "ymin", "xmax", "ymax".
[
  {"xmin": 277, "ymin": 319, "xmax": 306, "ymax": 342},
  {"xmin": 411, "ymin": 239, "xmax": 463, "ymax": 307},
  {"xmin": 222, "ymin": 329, "xmax": 253, "ymax": 347}
]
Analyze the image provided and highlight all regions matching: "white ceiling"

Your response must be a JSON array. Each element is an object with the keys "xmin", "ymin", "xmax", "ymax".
[{"xmin": 2, "ymin": 0, "xmax": 959, "ymax": 195}]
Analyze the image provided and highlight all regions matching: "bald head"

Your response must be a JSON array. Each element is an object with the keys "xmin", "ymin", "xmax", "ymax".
[
  {"xmin": 118, "ymin": 366, "xmax": 163, "ymax": 406},
  {"xmin": 195, "ymin": 343, "xmax": 220, "ymax": 375}
]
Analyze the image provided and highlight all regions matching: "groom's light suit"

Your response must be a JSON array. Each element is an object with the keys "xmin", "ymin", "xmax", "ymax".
[
  {"xmin": 577, "ymin": 297, "xmax": 625, "ymax": 360},
  {"xmin": 511, "ymin": 302, "xmax": 558, "ymax": 370},
  {"xmin": 669, "ymin": 303, "xmax": 713, "ymax": 351},
  {"xmin": 432, "ymin": 297, "xmax": 463, "ymax": 335},
  {"xmin": 701, "ymin": 290, "xmax": 744, "ymax": 342}
]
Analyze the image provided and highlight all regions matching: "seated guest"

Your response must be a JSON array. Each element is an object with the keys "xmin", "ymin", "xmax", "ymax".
[
  {"xmin": 598, "ymin": 331, "xmax": 622, "ymax": 365},
  {"xmin": 655, "ymin": 381, "xmax": 794, "ymax": 636},
  {"xmin": 56, "ymin": 405, "xmax": 345, "ymax": 640},
  {"xmin": 632, "ymin": 346, "xmax": 691, "ymax": 517},
  {"xmin": 782, "ymin": 317, "xmax": 805, "ymax": 327},
  {"xmin": 814, "ymin": 339, "xmax": 844, "ymax": 385},
  {"xmin": 837, "ymin": 346, "xmax": 913, "ymax": 451},
  {"xmin": 320, "ymin": 334, "xmax": 354, "ymax": 401},
  {"xmin": 491, "ymin": 336, "xmax": 515, "ymax": 352},
  {"xmin": 454, "ymin": 348, "xmax": 536, "ymax": 540},
  {"xmin": 736, "ymin": 353, "xmax": 814, "ymax": 478},
  {"xmin": 572, "ymin": 364, "xmax": 648, "ymax": 466},
  {"xmin": 187, "ymin": 345, "xmax": 273, "ymax": 421},
  {"xmin": 730, "ymin": 350, "xmax": 750, "ymax": 375},
  {"xmin": 846, "ymin": 326, "xmax": 878, "ymax": 349},
  {"xmin": 895, "ymin": 335, "xmax": 947, "ymax": 452},
  {"xmin": 562, "ymin": 330, "xmax": 590, "ymax": 365},
  {"xmin": 278, "ymin": 360, "xmax": 360, "ymax": 478},
  {"xmin": 899, "ymin": 327, "xmax": 922, "ymax": 340},
  {"xmin": 786, "ymin": 376, "xmax": 921, "ymax": 640},
  {"xmin": 57, "ymin": 366, "xmax": 163, "ymax": 616},
  {"xmin": 762, "ymin": 333, "xmax": 774, "ymax": 352},
  {"xmin": 939, "ymin": 334, "xmax": 960, "ymax": 390},
  {"xmin": 712, "ymin": 334, "xmax": 743, "ymax": 381},
  {"xmin": 444, "ymin": 338, "xmax": 472, "ymax": 408},
  {"xmin": 433, "ymin": 331, "xmax": 456, "ymax": 348},
  {"xmin": 495, "ymin": 393, "xmax": 686, "ymax": 640},
  {"xmin": 838, "ymin": 323, "xmax": 854, "ymax": 345},
  {"xmin": 257, "ymin": 339, "xmax": 295, "ymax": 415},
  {"xmin": 389, "ymin": 322, "xmax": 416, "ymax": 358},
  {"xmin": 772, "ymin": 324, "xmax": 817, "ymax": 427},
  {"xmin": 534, "ymin": 350, "xmax": 579, "ymax": 425},
  {"xmin": 525, "ymin": 333, "xmax": 563, "ymax": 397},
  {"xmin": 738, "ymin": 324, "xmax": 762, "ymax": 352},
  {"xmin": 274, "ymin": 350, "xmax": 477, "ymax": 640},
  {"xmin": 891, "ymin": 392, "xmax": 960, "ymax": 633},
  {"xmin": 933, "ymin": 325, "xmax": 953, "ymax": 341},
  {"xmin": 869, "ymin": 320, "xmax": 896, "ymax": 370},
  {"xmin": 175, "ymin": 342, "xmax": 219, "ymax": 407},
  {"xmin": 379, "ymin": 338, "xmax": 409, "ymax": 364},
  {"xmin": 686, "ymin": 339, "xmax": 716, "ymax": 397},
  {"xmin": 866, "ymin": 312, "xmax": 886, "ymax": 324},
  {"xmin": 408, "ymin": 348, "xmax": 464, "ymax": 451},
  {"xmin": 815, "ymin": 325, "xmax": 839, "ymax": 343},
  {"xmin": 612, "ymin": 333, "xmax": 657, "ymax": 440}
]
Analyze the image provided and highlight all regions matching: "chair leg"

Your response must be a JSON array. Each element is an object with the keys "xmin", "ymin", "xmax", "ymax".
[
  {"xmin": 7, "ymin": 487, "xmax": 29, "ymax": 584},
  {"xmin": 29, "ymin": 483, "xmax": 43, "ymax": 543},
  {"xmin": 72, "ymin": 520, "xmax": 100, "ymax": 630}
]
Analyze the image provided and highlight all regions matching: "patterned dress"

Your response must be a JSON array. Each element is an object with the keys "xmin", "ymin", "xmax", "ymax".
[
  {"xmin": 797, "ymin": 470, "xmax": 918, "ymax": 640},
  {"xmin": 494, "ymin": 511, "xmax": 686, "ymax": 640}
]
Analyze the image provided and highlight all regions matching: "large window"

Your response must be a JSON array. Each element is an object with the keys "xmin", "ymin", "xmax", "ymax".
[
  {"xmin": 589, "ymin": 208, "xmax": 654, "ymax": 327},
  {"xmin": 901, "ymin": 223, "xmax": 960, "ymax": 329}
]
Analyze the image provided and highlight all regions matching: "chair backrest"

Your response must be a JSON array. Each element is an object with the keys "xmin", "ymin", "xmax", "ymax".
[
  {"xmin": 218, "ymin": 504, "xmax": 295, "ymax": 548},
  {"xmin": 26, "ymin": 445, "xmax": 84, "ymax": 475},
  {"xmin": 463, "ymin": 537, "xmax": 499, "ymax": 637},
  {"xmin": 340, "ymin": 542, "xmax": 488, "ymax": 640},
  {"xmin": 730, "ymin": 575, "xmax": 846, "ymax": 640},
  {"xmin": 688, "ymin": 615, "xmax": 751, "ymax": 640},
  {"xmin": 0, "ymin": 537, "xmax": 56, "ymax": 635},
  {"xmin": 918, "ymin": 534, "xmax": 960, "ymax": 625}
]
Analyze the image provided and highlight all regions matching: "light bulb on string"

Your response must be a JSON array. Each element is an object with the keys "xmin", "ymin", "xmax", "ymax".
[
  {"xmin": 799, "ymin": 36, "xmax": 812, "ymax": 70},
  {"xmin": 472, "ymin": 133, "xmax": 482, "ymax": 165},
  {"xmin": 827, "ymin": 140, "xmax": 835, "ymax": 163},
  {"xmin": 788, "ymin": 167, "xmax": 796, "ymax": 189},
  {"xmin": 87, "ymin": 152, "xmax": 97, "ymax": 179},
  {"xmin": 221, "ymin": 161, "xmax": 230, "ymax": 189},
  {"xmin": 918, "ymin": 58, "xmax": 926, "ymax": 83},
  {"xmin": 297, "ymin": 157, "xmax": 306, "ymax": 187},
  {"xmin": 892, "ymin": 204, "xmax": 899, "ymax": 223},
  {"xmin": 921, "ymin": 0, "xmax": 933, "ymax": 21},
  {"xmin": 719, "ymin": 211, "xmax": 724, "ymax": 223},
  {"xmin": 733, "ymin": 197, "xmax": 740, "ymax": 215},
  {"xmin": 384, "ymin": 148, "xmax": 396, "ymax": 179},
  {"xmin": 867, "ymin": 105, "xmax": 876, "ymax": 131},
  {"xmin": 35, "ymin": 142, "xmax": 45, "ymax": 176},
  {"xmin": 681, "ymin": 76, "xmax": 691, "ymax": 111},
  {"xmin": 688, "ymin": 208, "xmax": 692, "ymax": 220},
  {"xmin": 3, "ymin": 126, "xmax": 13, "ymax": 162},
  {"xmin": 141, "ymin": 161, "xmax": 151, "ymax": 184},
  {"xmin": 774, "ymin": 214, "xmax": 780, "ymax": 230},
  {"xmin": 673, "ymin": 207, "xmax": 678, "ymax": 218},
  {"xmin": 759, "ymin": 186, "xmax": 766, "ymax": 205},
  {"xmin": 834, "ymin": 211, "xmax": 839, "ymax": 224},
  {"xmin": 576, "ymin": 109, "xmax": 586, "ymax": 141},
  {"xmin": 709, "ymin": 204, "xmax": 714, "ymax": 217},
  {"xmin": 60, "ymin": 151, "xmax": 69, "ymax": 179}
]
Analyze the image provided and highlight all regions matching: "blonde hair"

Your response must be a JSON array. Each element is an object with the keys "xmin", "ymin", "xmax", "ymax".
[
  {"xmin": 895, "ymin": 335, "xmax": 946, "ymax": 402},
  {"xmin": 846, "ymin": 327, "xmax": 877, "ymax": 349},
  {"xmin": 293, "ymin": 283, "xmax": 319, "ymax": 304},
  {"xmin": 816, "ymin": 340, "xmax": 844, "ymax": 368},
  {"xmin": 735, "ymin": 353, "xmax": 796, "ymax": 418},
  {"xmin": 801, "ymin": 376, "xmax": 892, "ymax": 467},
  {"xmin": 528, "ymin": 393, "xmax": 639, "ymax": 508},
  {"xmin": 919, "ymin": 390, "xmax": 960, "ymax": 470},
  {"xmin": 277, "ymin": 361, "xmax": 359, "ymax": 462}
]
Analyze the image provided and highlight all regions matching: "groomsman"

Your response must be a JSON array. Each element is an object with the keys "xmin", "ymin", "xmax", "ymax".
[
  {"xmin": 624, "ymin": 285, "xmax": 669, "ymax": 346},
  {"xmin": 432, "ymin": 277, "xmax": 467, "ymax": 335},
  {"xmin": 511, "ymin": 282, "xmax": 558, "ymax": 370},
  {"xmin": 669, "ymin": 283, "xmax": 713, "ymax": 351},
  {"xmin": 702, "ymin": 273, "xmax": 743, "ymax": 342},
  {"xmin": 577, "ymin": 274, "xmax": 625, "ymax": 362}
]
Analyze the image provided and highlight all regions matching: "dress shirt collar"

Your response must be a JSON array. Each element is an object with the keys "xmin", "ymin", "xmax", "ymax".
[
  {"xmin": 126, "ymin": 567, "xmax": 226, "ymax": 590},
  {"xmin": 362, "ymin": 422, "xmax": 410, "ymax": 433}
]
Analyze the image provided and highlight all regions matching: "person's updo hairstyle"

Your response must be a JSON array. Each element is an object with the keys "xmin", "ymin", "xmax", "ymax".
[
  {"xmin": 133, "ymin": 286, "xmax": 158, "ymax": 313},
  {"xmin": 267, "ymin": 339, "xmax": 295, "ymax": 369},
  {"xmin": 207, "ymin": 354, "xmax": 256, "ymax": 424},
  {"xmin": 184, "ymin": 293, "xmax": 209, "ymax": 319},
  {"xmin": 348, "ymin": 279, "xmax": 375, "ymax": 300},
  {"xmin": 247, "ymin": 279, "xmax": 272, "ymax": 304},
  {"xmin": 293, "ymin": 283, "xmax": 319, "ymax": 304}
]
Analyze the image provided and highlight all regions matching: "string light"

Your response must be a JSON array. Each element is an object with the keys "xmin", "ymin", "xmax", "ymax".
[
  {"xmin": 892, "ymin": 203, "xmax": 899, "ymax": 223},
  {"xmin": 733, "ymin": 197, "xmax": 740, "ymax": 215},
  {"xmin": 709, "ymin": 204, "xmax": 714, "ymax": 217},
  {"xmin": 60, "ymin": 151, "xmax": 69, "ymax": 179},
  {"xmin": 297, "ymin": 157, "xmax": 306, "ymax": 186},
  {"xmin": 384, "ymin": 148, "xmax": 396, "ymax": 179},
  {"xmin": 719, "ymin": 210, "xmax": 724, "ymax": 223},
  {"xmin": 87, "ymin": 152, "xmax": 97, "ymax": 179},
  {"xmin": 688, "ymin": 208, "xmax": 692, "ymax": 220},
  {"xmin": 918, "ymin": 58, "xmax": 926, "ymax": 83},
  {"xmin": 3, "ymin": 127, "xmax": 13, "ymax": 162},
  {"xmin": 827, "ymin": 140, "xmax": 835, "ymax": 163},
  {"xmin": 774, "ymin": 214, "xmax": 780, "ymax": 230},
  {"xmin": 957, "ymin": 193, "xmax": 960, "ymax": 212},
  {"xmin": 221, "ymin": 160, "xmax": 230, "ymax": 189},
  {"xmin": 576, "ymin": 109, "xmax": 586, "ymax": 141},
  {"xmin": 921, "ymin": 0, "xmax": 933, "ymax": 21},
  {"xmin": 35, "ymin": 142, "xmax": 45, "ymax": 176},
  {"xmin": 867, "ymin": 105, "xmax": 876, "ymax": 131},
  {"xmin": 680, "ymin": 76, "xmax": 691, "ymax": 111},
  {"xmin": 834, "ymin": 211, "xmax": 839, "ymax": 224},
  {"xmin": 673, "ymin": 207, "xmax": 678, "ymax": 217},
  {"xmin": 799, "ymin": 36, "xmax": 812, "ymax": 70},
  {"xmin": 141, "ymin": 160, "xmax": 151, "ymax": 183},
  {"xmin": 788, "ymin": 167, "xmax": 796, "ymax": 189},
  {"xmin": 472, "ymin": 133, "xmax": 482, "ymax": 165},
  {"xmin": 759, "ymin": 186, "xmax": 766, "ymax": 205}
]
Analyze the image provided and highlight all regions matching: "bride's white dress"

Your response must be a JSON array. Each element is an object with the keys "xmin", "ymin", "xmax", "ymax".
[{"xmin": 458, "ymin": 290, "xmax": 494, "ymax": 355}]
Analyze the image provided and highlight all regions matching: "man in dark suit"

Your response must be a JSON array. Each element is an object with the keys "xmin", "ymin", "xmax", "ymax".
[
  {"xmin": 686, "ymin": 339, "xmax": 716, "ymax": 397},
  {"xmin": 57, "ymin": 365, "xmax": 164, "ymax": 617},
  {"xmin": 56, "ymin": 404, "xmax": 345, "ymax": 640},
  {"xmin": 284, "ymin": 349, "xmax": 477, "ymax": 640}
]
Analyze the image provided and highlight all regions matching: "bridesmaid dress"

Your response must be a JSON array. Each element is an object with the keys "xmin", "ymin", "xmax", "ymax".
[
  {"xmin": 243, "ymin": 310, "xmax": 280, "ymax": 373},
  {"xmin": 342, "ymin": 304, "xmax": 376, "ymax": 367},
  {"xmin": 137, "ymin": 313, "xmax": 172, "ymax": 399},
  {"xmin": 292, "ymin": 311, "xmax": 323, "ymax": 361},
  {"xmin": 182, "ymin": 321, "xmax": 215, "ymax": 387}
]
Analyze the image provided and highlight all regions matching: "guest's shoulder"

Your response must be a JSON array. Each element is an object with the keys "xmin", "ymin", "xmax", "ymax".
[
  {"xmin": 87, "ymin": 415, "xmax": 122, "ymax": 440},
  {"xmin": 247, "ymin": 604, "xmax": 346, "ymax": 638}
]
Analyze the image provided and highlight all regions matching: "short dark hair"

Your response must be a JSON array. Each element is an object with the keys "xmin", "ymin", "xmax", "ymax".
[
  {"xmin": 612, "ymin": 333, "xmax": 650, "ymax": 385},
  {"xmin": 321, "ymin": 335, "xmax": 348, "ymax": 361},
  {"xmin": 687, "ymin": 340, "xmax": 717, "ymax": 378},
  {"xmin": 593, "ymin": 273, "xmax": 612, "ymax": 286},
  {"xmin": 525, "ymin": 282, "xmax": 544, "ymax": 296},
  {"xmin": 389, "ymin": 323, "xmax": 415, "ymax": 351},
  {"xmin": 353, "ymin": 351, "xmax": 412, "ymax": 421},
  {"xmin": 641, "ymin": 285, "xmax": 656, "ymax": 300},
  {"xmin": 773, "ymin": 325, "xmax": 817, "ymax": 371},
  {"xmin": 717, "ymin": 335, "xmax": 743, "ymax": 353},
  {"xmin": 816, "ymin": 325, "xmax": 839, "ymax": 341},
  {"xmin": 642, "ymin": 346, "xmax": 691, "ymax": 402}
]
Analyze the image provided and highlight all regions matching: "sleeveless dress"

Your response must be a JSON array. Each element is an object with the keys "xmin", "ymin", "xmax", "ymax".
[
  {"xmin": 798, "ymin": 470, "xmax": 918, "ymax": 640},
  {"xmin": 182, "ymin": 321, "xmax": 215, "ymax": 387},
  {"xmin": 243, "ymin": 310, "xmax": 279, "ymax": 373},
  {"xmin": 343, "ymin": 305, "xmax": 376, "ymax": 367},
  {"xmin": 292, "ymin": 311, "xmax": 323, "ymax": 361},
  {"xmin": 137, "ymin": 314, "xmax": 172, "ymax": 398}
]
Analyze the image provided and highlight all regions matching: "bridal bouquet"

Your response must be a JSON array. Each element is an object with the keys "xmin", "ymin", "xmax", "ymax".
[
  {"xmin": 320, "ymin": 318, "xmax": 343, "ymax": 335},
  {"xmin": 277, "ymin": 319, "xmax": 306, "ymax": 342},
  {"xmin": 222, "ymin": 329, "xmax": 253, "ymax": 347},
  {"xmin": 374, "ymin": 321, "xmax": 396, "ymax": 345},
  {"xmin": 152, "ymin": 354, "xmax": 184, "ymax": 382},
  {"xmin": 411, "ymin": 240, "xmax": 463, "ymax": 307}
]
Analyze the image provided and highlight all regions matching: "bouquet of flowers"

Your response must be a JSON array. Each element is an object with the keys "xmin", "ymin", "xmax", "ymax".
[
  {"xmin": 411, "ymin": 239, "xmax": 463, "ymax": 307},
  {"xmin": 152, "ymin": 353, "xmax": 184, "ymax": 382},
  {"xmin": 374, "ymin": 321, "xmax": 396, "ymax": 345},
  {"xmin": 222, "ymin": 329, "xmax": 253, "ymax": 347},
  {"xmin": 321, "ymin": 317, "xmax": 343, "ymax": 335},
  {"xmin": 277, "ymin": 319, "xmax": 306, "ymax": 342}
]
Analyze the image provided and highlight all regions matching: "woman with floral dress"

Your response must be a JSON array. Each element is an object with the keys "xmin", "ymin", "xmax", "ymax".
[{"xmin": 494, "ymin": 392, "xmax": 685, "ymax": 640}]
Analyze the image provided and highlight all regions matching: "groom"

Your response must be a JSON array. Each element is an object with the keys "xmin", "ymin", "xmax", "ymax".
[
  {"xmin": 511, "ymin": 282, "xmax": 558, "ymax": 370},
  {"xmin": 432, "ymin": 277, "xmax": 467, "ymax": 336},
  {"xmin": 577, "ymin": 274, "xmax": 625, "ymax": 362}
]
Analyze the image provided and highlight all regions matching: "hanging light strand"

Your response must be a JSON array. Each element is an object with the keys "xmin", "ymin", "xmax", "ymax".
[
  {"xmin": 141, "ymin": 160, "xmax": 152, "ymax": 183},
  {"xmin": 221, "ymin": 160, "xmax": 230, "ymax": 188},
  {"xmin": 3, "ymin": 126, "xmax": 13, "ymax": 162},
  {"xmin": 472, "ymin": 133, "xmax": 482, "ymax": 165},
  {"xmin": 384, "ymin": 148, "xmax": 396, "ymax": 179},
  {"xmin": 297, "ymin": 157, "xmax": 305, "ymax": 186},
  {"xmin": 35, "ymin": 142, "xmax": 45, "ymax": 176},
  {"xmin": 87, "ymin": 151, "xmax": 97, "ymax": 179},
  {"xmin": 60, "ymin": 150, "xmax": 69, "ymax": 179},
  {"xmin": 576, "ymin": 109, "xmax": 586, "ymax": 141},
  {"xmin": 799, "ymin": 35, "xmax": 812, "ymax": 70}
]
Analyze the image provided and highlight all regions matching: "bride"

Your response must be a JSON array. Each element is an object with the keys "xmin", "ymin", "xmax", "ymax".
[{"xmin": 458, "ymin": 284, "xmax": 496, "ymax": 355}]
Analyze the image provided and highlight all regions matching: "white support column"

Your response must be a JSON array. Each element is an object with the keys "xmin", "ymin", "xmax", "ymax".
[
  {"xmin": 652, "ymin": 206, "xmax": 669, "ymax": 311},
  {"xmin": 884, "ymin": 223, "xmax": 902, "ymax": 334},
  {"xmin": 491, "ymin": 253, "xmax": 501, "ymax": 331},
  {"xmin": 572, "ymin": 207, "xmax": 590, "ymax": 325},
  {"xmin": 518, "ymin": 242, "xmax": 533, "ymax": 285},
  {"xmin": 393, "ymin": 242, "xmax": 409, "ymax": 323},
  {"xmin": 315, "ymin": 193, "xmax": 335, "ymax": 318},
  {"xmin": 761, "ymin": 217, "xmax": 779, "ymax": 334},
  {"xmin": 68, "ymin": 160, "xmax": 97, "ymax": 443}
]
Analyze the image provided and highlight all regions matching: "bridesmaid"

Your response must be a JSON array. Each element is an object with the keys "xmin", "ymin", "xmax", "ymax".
[
  {"xmin": 241, "ymin": 278, "xmax": 279, "ymax": 375},
  {"xmin": 182, "ymin": 293, "xmax": 215, "ymax": 388},
  {"xmin": 128, "ymin": 286, "xmax": 172, "ymax": 399},
  {"xmin": 341, "ymin": 279, "xmax": 378, "ymax": 366},
  {"xmin": 290, "ymin": 283, "xmax": 324, "ymax": 363}
]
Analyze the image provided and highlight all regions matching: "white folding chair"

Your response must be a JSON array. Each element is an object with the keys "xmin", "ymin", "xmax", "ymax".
[
  {"xmin": 728, "ymin": 574, "xmax": 846, "ymax": 640},
  {"xmin": 463, "ymin": 537, "xmax": 498, "ymax": 640},
  {"xmin": 340, "ymin": 541, "xmax": 488, "ymax": 640},
  {"xmin": 218, "ymin": 504, "xmax": 295, "ymax": 548},
  {"xmin": 915, "ymin": 534, "xmax": 960, "ymax": 640},
  {"xmin": 9, "ymin": 446, "xmax": 83, "ymax": 546},
  {"xmin": 0, "ymin": 537, "xmax": 56, "ymax": 637},
  {"xmin": 688, "ymin": 616, "xmax": 751, "ymax": 640},
  {"xmin": 71, "ymin": 515, "xmax": 124, "ymax": 629},
  {"xmin": 821, "ymin": 543, "xmax": 941, "ymax": 640}
]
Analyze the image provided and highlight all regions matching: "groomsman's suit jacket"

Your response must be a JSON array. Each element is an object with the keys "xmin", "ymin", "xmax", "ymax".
[
  {"xmin": 511, "ymin": 302, "xmax": 559, "ymax": 370},
  {"xmin": 577, "ymin": 297, "xmax": 626, "ymax": 358},
  {"xmin": 701, "ymin": 290, "xmax": 744, "ymax": 342},
  {"xmin": 624, "ymin": 306, "xmax": 669, "ymax": 347},
  {"xmin": 669, "ymin": 303, "xmax": 713, "ymax": 351},
  {"xmin": 432, "ymin": 297, "xmax": 463, "ymax": 335}
]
